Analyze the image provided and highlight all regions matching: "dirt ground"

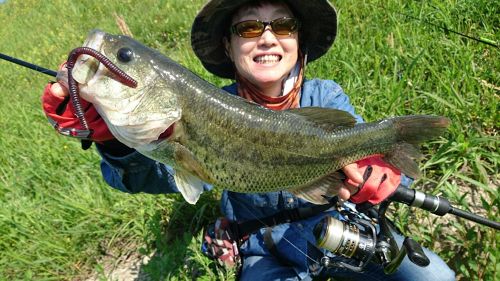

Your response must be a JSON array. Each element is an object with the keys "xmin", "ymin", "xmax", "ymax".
[{"xmin": 86, "ymin": 251, "xmax": 152, "ymax": 281}]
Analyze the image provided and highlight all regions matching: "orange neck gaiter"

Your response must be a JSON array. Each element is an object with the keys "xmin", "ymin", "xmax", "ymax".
[{"xmin": 236, "ymin": 55, "xmax": 304, "ymax": 111}]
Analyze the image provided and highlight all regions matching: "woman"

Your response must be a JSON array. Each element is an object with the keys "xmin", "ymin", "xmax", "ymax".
[
  {"xmin": 192, "ymin": 1, "xmax": 455, "ymax": 280},
  {"xmin": 41, "ymin": 0, "xmax": 455, "ymax": 280}
]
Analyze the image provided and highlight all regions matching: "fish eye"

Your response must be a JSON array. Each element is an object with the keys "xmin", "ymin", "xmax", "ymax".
[{"xmin": 117, "ymin": 47, "xmax": 134, "ymax": 63}]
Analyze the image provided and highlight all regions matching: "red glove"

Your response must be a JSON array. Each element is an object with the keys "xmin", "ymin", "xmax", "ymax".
[
  {"xmin": 347, "ymin": 156, "xmax": 401, "ymax": 205},
  {"xmin": 41, "ymin": 83, "xmax": 114, "ymax": 142}
]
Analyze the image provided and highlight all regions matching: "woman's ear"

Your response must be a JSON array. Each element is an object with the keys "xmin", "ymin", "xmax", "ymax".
[{"xmin": 223, "ymin": 37, "xmax": 233, "ymax": 62}]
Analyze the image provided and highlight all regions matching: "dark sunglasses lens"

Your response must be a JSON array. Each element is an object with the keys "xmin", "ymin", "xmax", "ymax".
[
  {"xmin": 271, "ymin": 18, "xmax": 299, "ymax": 35},
  {"xmin": 236, "ymin": 21, "xmax": 265, "ymax": 38}
]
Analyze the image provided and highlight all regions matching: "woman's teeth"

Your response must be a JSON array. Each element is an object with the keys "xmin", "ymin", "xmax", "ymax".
[{"xmin": 254, "ymin": 55, "xmax": 281, "ymax": 64}]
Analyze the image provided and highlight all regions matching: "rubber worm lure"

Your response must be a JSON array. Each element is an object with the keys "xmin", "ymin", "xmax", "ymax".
[{"xmin": 65, "ymin": 47, "xmax": 137, "ymax": 135}]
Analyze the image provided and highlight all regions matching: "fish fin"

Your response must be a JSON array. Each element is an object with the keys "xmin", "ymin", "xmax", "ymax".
[
  {"xmin": 288, "ymin": 107, "xmax": 356, "ymax": 131},
  {"xmin": 173, "ymin": 170, "xmax": 204, "ymax": 204},
  {"xmin": 384, "ymin": 142, "xmax": 423, "ymax": 179},
  {"xmin": 171, "ymin": 143, "xmax": 213, "ymax": 204},
  {"xmin": 379, "ymin": 115, "xmax": 449, "ymax": 179},
  {"xmin": 393, "ymin": 115, "xmax": 450, "ymax": 145},
  {"xmin": 290, "ymin": 172, "xmax": 346, "ymax": 204}
]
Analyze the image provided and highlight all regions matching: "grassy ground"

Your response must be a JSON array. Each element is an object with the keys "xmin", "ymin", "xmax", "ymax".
[{"xmin": 0, "ymin": 0, "xmax": 498, "ymax": 280}]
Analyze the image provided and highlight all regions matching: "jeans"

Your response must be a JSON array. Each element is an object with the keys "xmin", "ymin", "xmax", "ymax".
[{"xmin": 239, "ymin": 230, "xmax": 455, "ymax": 281}]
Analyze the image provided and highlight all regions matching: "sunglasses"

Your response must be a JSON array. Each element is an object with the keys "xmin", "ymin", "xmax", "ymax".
[{"xmin": 230, "ymin": 17, "xmax": 300, "ymax": 38}]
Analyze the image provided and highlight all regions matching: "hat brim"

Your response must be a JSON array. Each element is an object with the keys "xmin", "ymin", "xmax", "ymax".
[{"xmin": 191, "ymin": 0, "xmax": 337, "ymax": 79}]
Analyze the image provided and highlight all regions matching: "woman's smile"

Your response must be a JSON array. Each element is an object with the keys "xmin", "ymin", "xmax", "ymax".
[{"xmin": 254, "ymin": 54, "xmax": 282, "ymax": 64}]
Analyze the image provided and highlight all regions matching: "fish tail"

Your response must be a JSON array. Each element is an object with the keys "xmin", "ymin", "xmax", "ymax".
[
  {"xmin": 394, "ymin": 115, "xmax": 451, "ymax": 144},
  {"xmin": 293, "ymin": 115, "xmax": 450, "ymax": 204},
  {"xmin": 384, "ymin": 115, "xmax": 450, "ymax": 179}
]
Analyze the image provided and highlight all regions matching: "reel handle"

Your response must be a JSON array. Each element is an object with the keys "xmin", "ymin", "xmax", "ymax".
[{"xmin": 403, "ymin": 237, "xmax": 430, "ymax": 267}]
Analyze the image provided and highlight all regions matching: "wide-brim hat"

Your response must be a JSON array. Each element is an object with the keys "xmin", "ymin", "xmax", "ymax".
[{"xmin": 191, "ymin": 0, "xmax": 337, "ymax": 79}]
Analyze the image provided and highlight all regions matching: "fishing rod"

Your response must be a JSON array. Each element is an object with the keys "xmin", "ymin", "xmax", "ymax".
[
  {"xmin": 389, "ymin": 186, "xmax": 500, "ymax": 230},
  {"xmin": 0, "ymin": 52, "xmax": 57, "ymax": 77}
]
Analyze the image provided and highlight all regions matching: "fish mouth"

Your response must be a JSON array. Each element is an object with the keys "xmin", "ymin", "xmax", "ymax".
[
  {"xmin": 69, "ymin": 29, "xmax": 180, "ymax": 148},
  {"xmin": 72, "ymin": 29, "xmax": 106, "ymax": 84}
]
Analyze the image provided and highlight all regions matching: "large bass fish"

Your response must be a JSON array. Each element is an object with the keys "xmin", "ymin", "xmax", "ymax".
[{"xmin": 73, "ymin": 30, "xmax": 450, "ymax": 204}]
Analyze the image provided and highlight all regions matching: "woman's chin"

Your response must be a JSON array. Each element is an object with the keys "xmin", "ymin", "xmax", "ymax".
[{"xmin": 251, "ymin": 72, "xmax": 286, "ymax": 85}]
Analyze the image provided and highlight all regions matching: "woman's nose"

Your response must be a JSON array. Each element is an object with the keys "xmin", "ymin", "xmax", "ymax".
[{"xmin": 258, "ymin": 26, "xmax": 278, "ymax": 46}]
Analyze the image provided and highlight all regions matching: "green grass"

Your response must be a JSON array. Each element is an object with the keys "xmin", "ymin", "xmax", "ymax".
[{"xmin": 0, "ymin": 0, "xmax": 498, "ymax": 280}]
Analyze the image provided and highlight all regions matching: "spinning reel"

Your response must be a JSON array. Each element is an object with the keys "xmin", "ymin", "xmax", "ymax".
[{"xmin": 313, "ymin": 187, "xmax": 500, "ymax": 273}]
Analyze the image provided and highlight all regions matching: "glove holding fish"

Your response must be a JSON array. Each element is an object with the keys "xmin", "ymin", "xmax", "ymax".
[
  {"xmin": 42, "ymin": 74, "xmax": 115, "ymax": 143},
  {"xmin": 47, "ymin": 29, "xmax": 450, "ymax": 205}
]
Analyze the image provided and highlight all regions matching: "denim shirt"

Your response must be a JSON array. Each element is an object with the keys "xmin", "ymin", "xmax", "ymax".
[{"xmin": 96, "ymin": 79, "xmax": 412, "ymax": 278}]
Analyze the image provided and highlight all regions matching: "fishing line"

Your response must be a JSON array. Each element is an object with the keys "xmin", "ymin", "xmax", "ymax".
[
  {"xmin": 394, "ymin": 9, "xmax": 499, "ymax": 48},
  {"xmin": 228, "ymin": 193, "xmax": 331, "ymax": 266},
  {"xmin": 363, "ymin": 2, "xmax": 499, "ymax": 48}
]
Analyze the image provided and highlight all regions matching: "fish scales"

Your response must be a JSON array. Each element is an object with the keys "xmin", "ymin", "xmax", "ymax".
[
  {"xmin": 75, "ymin": 30, "xmax": 450, "ymax": 204},
  {"xmin": 173, "ymin": 80, "xmax": 354, "ymax": 192},
  {"xmin": 164, "ymin": 72, "xmax": 342, "ymax": 192}
]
